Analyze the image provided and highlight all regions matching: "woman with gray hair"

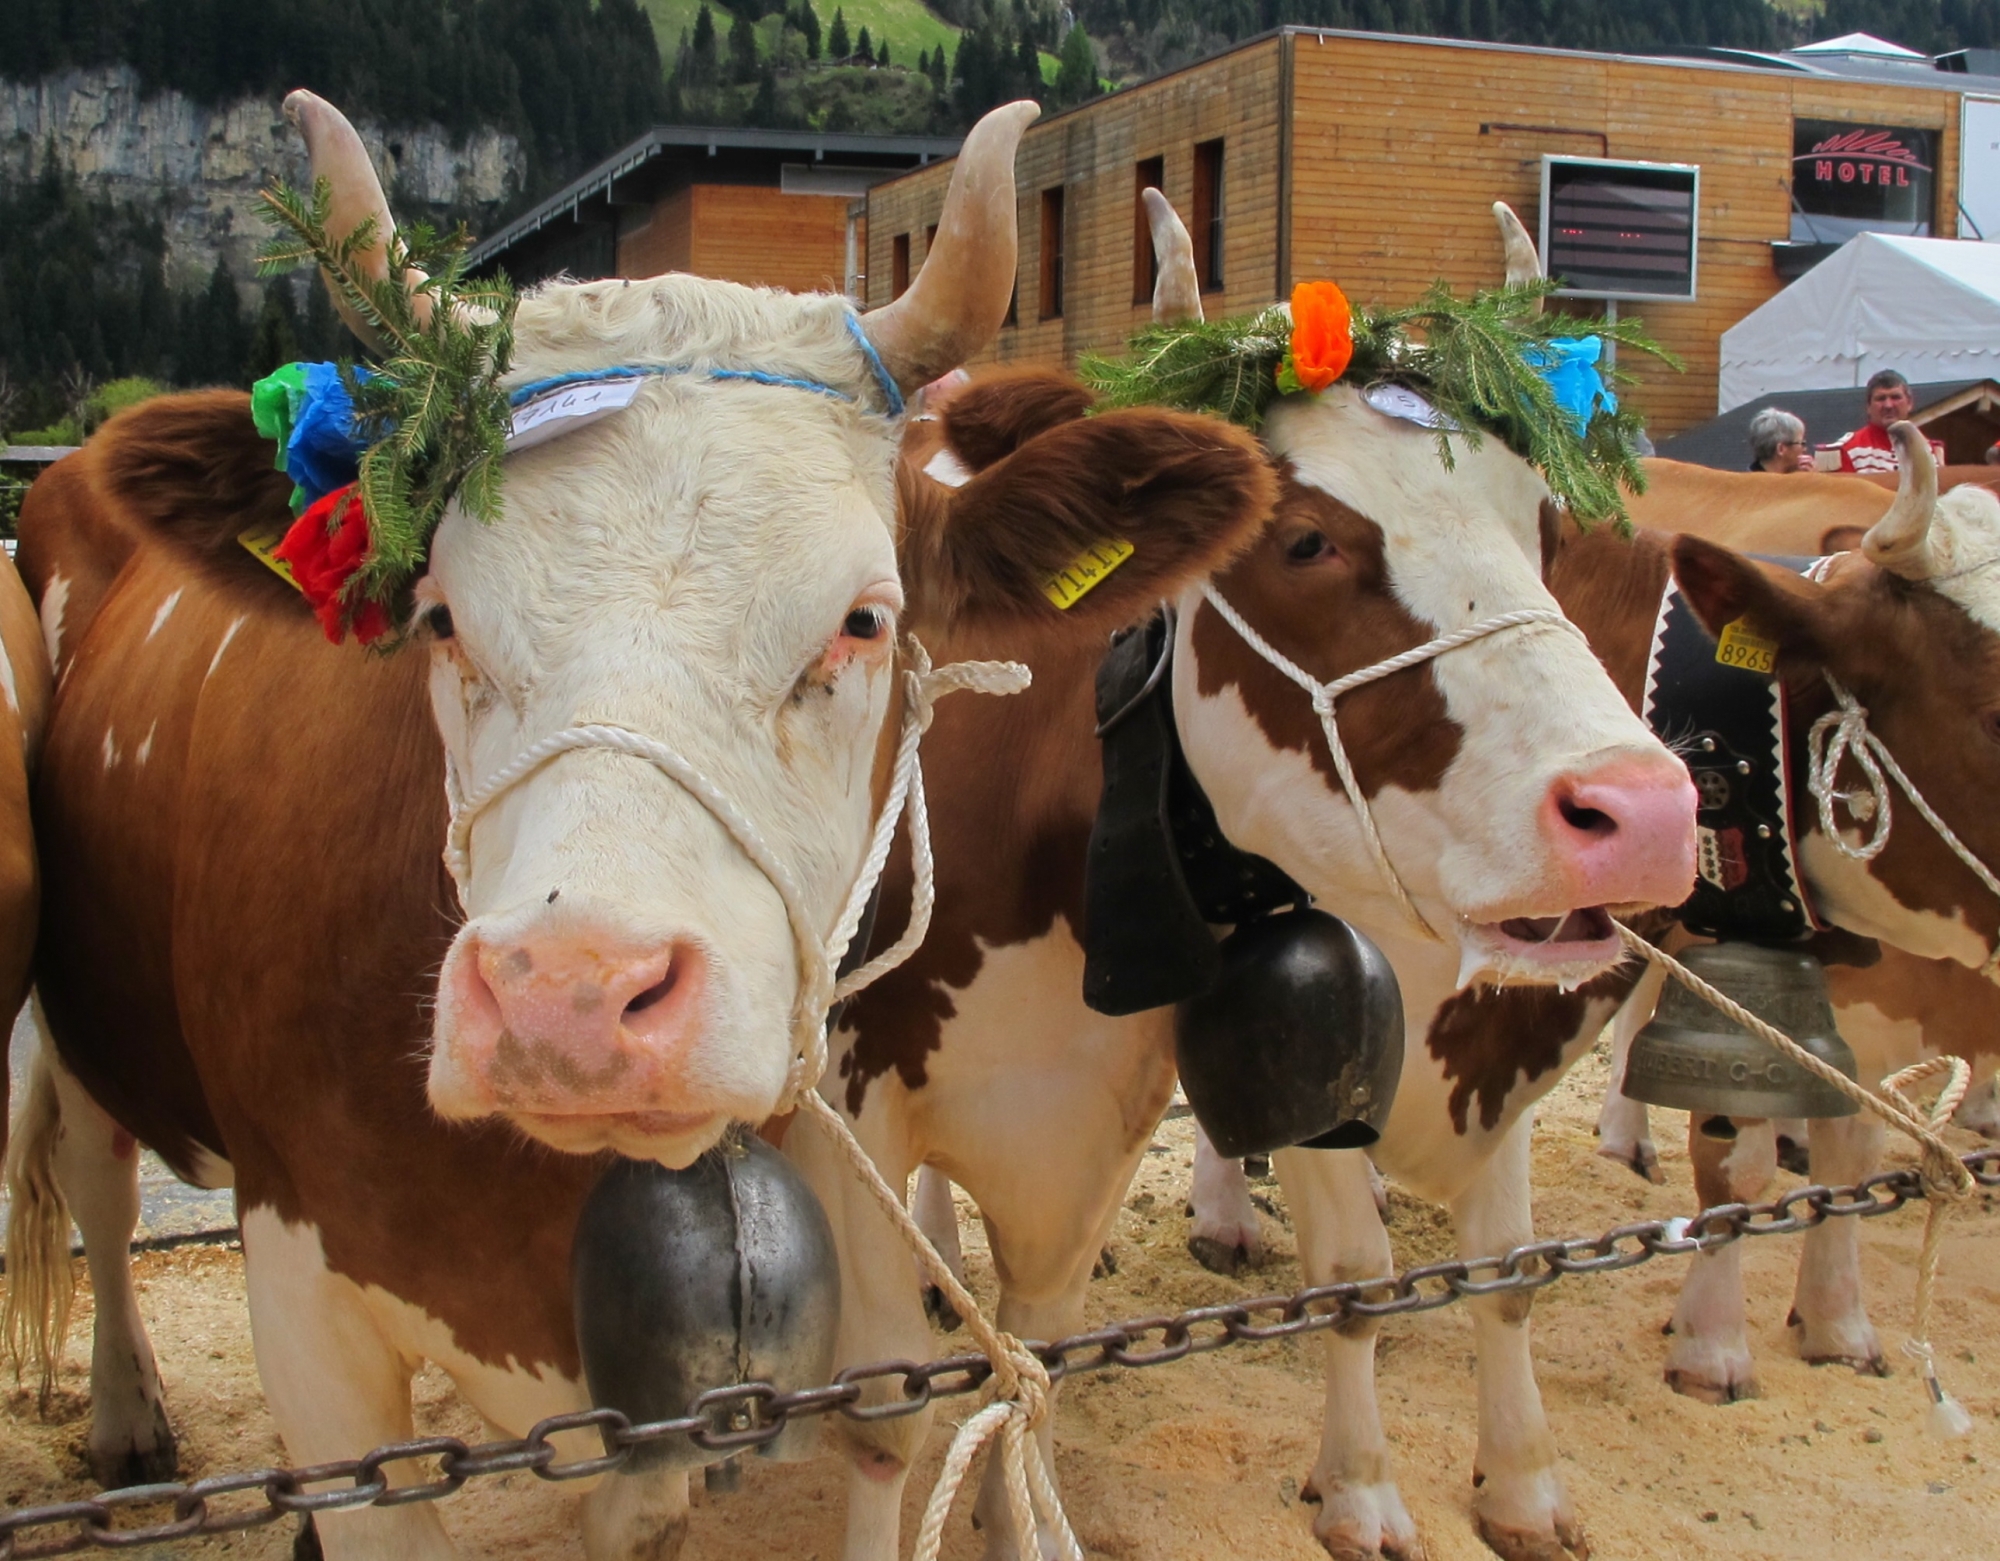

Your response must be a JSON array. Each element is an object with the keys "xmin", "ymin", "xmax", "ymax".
[{"xmin": 1748, "ymin": 406, "xmax": 1808, "ymax": 472}]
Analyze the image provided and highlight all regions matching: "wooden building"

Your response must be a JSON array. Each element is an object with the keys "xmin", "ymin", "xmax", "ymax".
[
  {"xmin": 470, "ymin": 126, "xmax": 962, "ymax": 298},
  {"xmin": 865, "ymin": 29, "xmax": 2000, "ymax": 434}
]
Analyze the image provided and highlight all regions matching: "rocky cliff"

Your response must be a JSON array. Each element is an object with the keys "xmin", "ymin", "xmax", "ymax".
[{"xmin": 1, "ymin": 67, "xmax": 525, "ymax": 296}]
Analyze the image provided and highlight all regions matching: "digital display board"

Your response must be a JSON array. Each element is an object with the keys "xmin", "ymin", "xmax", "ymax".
[{"xmin": 1538, "ymin": 156, "xmax": 1700, "ymax": 302}]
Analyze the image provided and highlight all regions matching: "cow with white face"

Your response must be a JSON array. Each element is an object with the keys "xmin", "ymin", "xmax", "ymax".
[
  {"xmin": 835, "ymin": 197, "xmax": 1697, "ymax": 1561},
  {"xmin": 0, "ymin": 90, "xmax": 1167, "ymax": 1561}
]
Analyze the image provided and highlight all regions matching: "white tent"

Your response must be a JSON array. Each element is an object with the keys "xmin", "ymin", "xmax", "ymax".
[{"xmin": 1718, "ymin": 233, "xmax": 2000, "ymax": 411}]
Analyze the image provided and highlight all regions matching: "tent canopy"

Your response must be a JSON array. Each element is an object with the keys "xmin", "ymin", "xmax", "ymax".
[{"xmin": 1718, "ymin": 233, "xmax": 2000, "ymax": 411}]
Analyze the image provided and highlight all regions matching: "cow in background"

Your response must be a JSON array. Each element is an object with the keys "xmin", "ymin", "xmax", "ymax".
[
  {"xmin": 0, "ymin": 550, "xmax": 48, "ymax": 1153},
  {"xmin": 837, "ymin": 187, "xmax": 1702, "ymax": 1560}
]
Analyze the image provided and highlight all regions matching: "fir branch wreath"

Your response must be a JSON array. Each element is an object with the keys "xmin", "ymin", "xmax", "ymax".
[
  {"xmin": 1078, "ymin": 279, "xmax": 1679, "ymax": 525},
  {"xmin": 255, "ymin": 178, "xmax": 519, "ymax": 639}
]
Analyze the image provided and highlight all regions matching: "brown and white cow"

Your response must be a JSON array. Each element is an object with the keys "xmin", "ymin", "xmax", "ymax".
[
  {"xmin": 0, "ymin": 93, "xmax": 1282, "ymax": 1561},
  {"xmin": 822, "ymin": 193, "xmax": 1704, "ymax": 1559},
  {"xmin": 0, "ymin": 548, "xmax": 50, "ymax": 1149},
  {"xmin": 1582, "ymin": 461, "xmax": 2000, "ymax": 1403}
]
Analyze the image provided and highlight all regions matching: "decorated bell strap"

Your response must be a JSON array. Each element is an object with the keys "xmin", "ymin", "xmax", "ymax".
[
  {"xmin": 1640, "ymin": 558, "xmax": 1821, "ymax": 943},
  {"xmin": 1082, "ymin": 609, "xmax": 1308, "ymax": 1017}
]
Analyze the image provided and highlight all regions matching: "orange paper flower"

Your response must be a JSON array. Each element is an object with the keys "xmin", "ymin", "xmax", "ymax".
[{"xmin": 1286, "ymin": 281, "xmax": 1354, "ymax": 393}]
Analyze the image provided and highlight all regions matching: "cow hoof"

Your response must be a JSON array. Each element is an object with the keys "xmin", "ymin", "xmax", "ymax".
[
  {"xmin": 1187, "ymin": 1234, "xmax": 1250, "ymax": 1276},
  {"xmin": 1473, "ymin": 1510, "xmax": 1589, "ymax": 1561},
  {"xmin": 1664, "ymin": 1366, "xmax": 1758, "ymax": 1405},
  {"xmin": 922, "ymin": 1284, "xmax": 962, "ymax": 1333},
  {"xmin": 89, "ymin": 1403, "xmax": 178, "ymax": 1488},
  {"xmin": 1093, "ymin": 1244, "xmax": 1119, "ymax": 1278},
  {"xmin": 1775, "ymin": 1135, "xmax": 1811, "ymax": 1177},
  {"xmin": 1594, "ymin": 1138, "xmax": 1663, "ymax": 1185},
  {"xmin": 292, "ymin": 1516, "xmax": 324, "ymax": 1561},
  {"xmin": 1306, "ymin": 1477, "xmax": 1425, "ymax": 1560},
  {"xmin": 1789, "ymin": 1309, "xmax": 1886, "ymax": 1374}
]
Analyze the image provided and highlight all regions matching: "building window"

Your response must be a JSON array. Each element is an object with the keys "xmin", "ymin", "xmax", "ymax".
[
  {"xmin": 1133, "ymin": 156, "xmax": 1164, "ymax": 305},
  {"xmin": 1040, "ymin": 187, "xmax": 1066, "ymax": 319},
  {"xmin": 1192, "ymin": 139, "xmax": 1225, "ymax": 292},
  {"xmin": 892, "ymin": 233, "xmax": 911, "ymax": 299}
]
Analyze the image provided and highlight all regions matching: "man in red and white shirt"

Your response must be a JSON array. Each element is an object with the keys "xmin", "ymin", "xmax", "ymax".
[{"xmin": 1824, "ymin": 370, "xmax": 1945, "ymax": 474}]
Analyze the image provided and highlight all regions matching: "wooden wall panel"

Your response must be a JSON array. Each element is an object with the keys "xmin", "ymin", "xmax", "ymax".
[
  {"xmin": 869, "ymin": 31, "xmax": 1976, "ymax": 436},
  {"xmin": 1292, "ymin": 35, "xmax": 1963, "ymax": 436},
  {"xmin": 869, "ymin": 38, "xmax": 1286, "ymax": 368},
  {"xmin": 616, "ymin": 185, "xmax": 852, "ymax": 295}
]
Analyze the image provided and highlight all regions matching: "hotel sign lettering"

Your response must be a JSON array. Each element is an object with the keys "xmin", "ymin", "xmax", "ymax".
[{"xmin": 1791, "ymin": 119, "xmax": 1936, "ymax": 240}]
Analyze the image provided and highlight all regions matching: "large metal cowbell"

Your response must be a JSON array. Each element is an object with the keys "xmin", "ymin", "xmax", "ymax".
[{"xmin": 1623, "ymin": 942, "xmax": 1860, "ymax": 1121}]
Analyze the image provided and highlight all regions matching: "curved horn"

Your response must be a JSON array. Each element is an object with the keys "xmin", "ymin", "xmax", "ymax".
[
  {"xmin": 1860, "ymin": 422, "xmax": 1942, "ymax": 579},
  {"xmin": 283, "ymin": 90, "xmax": 429, "ymax": 350},
  {"xmin": 1143, "ymin": 187, "xmax": 1203, "ymax": 324},
  {"xmin": 1493, "ymin": 201, "xmax": 1543, "ymax": 317},
  {"xmin": 865, "ymin": 101, "xmax": 1039, "ymax": 393}
]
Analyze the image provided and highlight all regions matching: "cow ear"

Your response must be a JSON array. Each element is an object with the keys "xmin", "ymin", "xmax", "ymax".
[
  {"xmin": 1820, "ymin": 523, "xmax": 1867, "ymax": 555},
  {"xmin": 938, "ymin": 369, "xmax": 1094, "ymax": 473},
  {"xmin": 902, "ymin": 407, "xmax": 1276, "ymax": 638},
  {"xmin": 1670, "ymin": 534, "xmax": 1830, "ymax": 664}
]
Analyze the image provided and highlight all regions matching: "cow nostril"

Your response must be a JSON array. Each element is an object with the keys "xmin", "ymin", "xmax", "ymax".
[
  {"xmin": 623, "ymin": 968, "xmax": 679, "ymax": 1020},
  {"xmin": 1558, "ymin": 794, "xmax": 1616, "ymax": 838}
]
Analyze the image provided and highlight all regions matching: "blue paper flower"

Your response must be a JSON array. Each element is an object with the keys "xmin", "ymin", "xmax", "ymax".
[
  {"xmin": 1524, "ymin": 336, "xmax": 1615, "ymax": 436},
  {"xmin": 250, "ymin": 361, "xmax": 374, "ymax": 512}
]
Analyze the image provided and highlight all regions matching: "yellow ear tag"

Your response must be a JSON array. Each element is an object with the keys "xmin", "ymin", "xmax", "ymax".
[
  {"xmin": 238, "ymin": 524, "xmax": 302, "ymax": 592},
  {"xmin": 1041, "ymin": 538, "xmax": 1135, "ymax": 610},
  {"xmin": 1715, "ymin": 617, "xmax": 1777, "ymax": 674}
]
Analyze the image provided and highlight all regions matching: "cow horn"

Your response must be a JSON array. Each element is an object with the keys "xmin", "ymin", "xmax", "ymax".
[
  {"xmin": 1860, "ymin": 422, "xmax": 1941, "ymax": 579},
  {"xmin": 283, "ymin": 90, "xmax": 431, "ymax": 351},
  {"xmin": 1493, "ymin": 201, "xmax": 1544, "ymax": 316},
  {"xmin": 864, "ymin": 100, "xmax": 1038, "ymax": 393},
  {"xmin": 1144, "ymin": 188, "xmax": 1203, "ymax": 324}
]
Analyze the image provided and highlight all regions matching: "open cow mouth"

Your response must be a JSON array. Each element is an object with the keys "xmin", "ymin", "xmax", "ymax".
[
  {"xmin": 1463, "ymin": 905, "xmax": 1623, "ymax": 979},
  {"xmin": 1494, "ymin": 907, "xmax": 1616, "ymax": 948}
]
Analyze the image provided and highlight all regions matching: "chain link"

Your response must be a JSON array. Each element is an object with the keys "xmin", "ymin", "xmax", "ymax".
[{"xmin": 3, "ymin": 1149, "xmax": 1991, "ymax": 1558}]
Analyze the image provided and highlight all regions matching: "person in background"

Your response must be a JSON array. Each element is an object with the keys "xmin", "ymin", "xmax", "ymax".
[
  {"xmin": 1823, "ymin": 370, "xmax": 1945, "ymax": 474},
  {"xmin": 1747, "ymin": 407, "xmax": 1809, "ymax": 472}
]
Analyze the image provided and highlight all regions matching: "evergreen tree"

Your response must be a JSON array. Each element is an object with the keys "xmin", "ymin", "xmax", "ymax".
[
  {"xmin": 1015, "ymin": 31, "xmax": 1043, "ymax": 96},
  {"xmin": 1055, "ymin": 21, "xmax": 1098, "ymax": 103},
  {"xmin": 928, "ymin": 42, "xmax": 948, "ymax": 89},
  {"xmin": 245, "ymin": 278, "xmax": 302, "ymax": 382},
  {"xmin": 879, "ymin": 37, "xmax": 891, "ymax": 66},
  {"xmin": 828, "ymin": 6, "xmax": 850, "ymax": 57},
  {"xmin": 686, "ymin": 4, "xmax": 720, "ymax": 86},
  {"xmin": 796, "ymin": 0, "xmax": 822, "ymax": 58},
  {"xmin": 728, "ymin": 8, "xmax": 760, "ymax": 82},
  {"xmin": 857, "ymin": 24, "xmax": 874, "ymax": 61}
]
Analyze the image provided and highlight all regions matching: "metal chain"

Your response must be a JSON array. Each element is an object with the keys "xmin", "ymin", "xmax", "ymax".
[{"xmin": 3, "ymin": 1148, "xmax": 1993, "ymax": 1559}]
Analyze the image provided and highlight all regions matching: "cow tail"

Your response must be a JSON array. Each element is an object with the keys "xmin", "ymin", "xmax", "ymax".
[{"xmin": 3, "ymin": 1038, "xmax": 75, "ymax": 1411}]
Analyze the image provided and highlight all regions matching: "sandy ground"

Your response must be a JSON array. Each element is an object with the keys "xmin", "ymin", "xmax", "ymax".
[{"xmin": 2, "ymin": 1037, "xmax": 1996, "ymax": 1561}]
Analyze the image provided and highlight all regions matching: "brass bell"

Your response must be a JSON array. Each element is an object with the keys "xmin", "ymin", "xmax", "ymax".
[{"xmin": 1623, "ymin": 942, "xmax": 1860, "ymax": 1121}]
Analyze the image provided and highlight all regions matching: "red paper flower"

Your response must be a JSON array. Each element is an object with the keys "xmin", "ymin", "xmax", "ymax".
[
  {"xmin": 1286, "ymin": 281, "xmax": 1355, "ymax": 393},
  {"xmin": 273, "ymin": 483, "xmax": 390, "ymax": 645}
]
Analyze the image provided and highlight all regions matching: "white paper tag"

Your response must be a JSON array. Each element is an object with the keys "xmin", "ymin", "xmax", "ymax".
[
  {"xmin": 507, "ymin": 378, "xmax": 644, "ymax": 452},
  {"xmin": 1364, "ymin": 383, "xmax": 1459, "ymax": 431}
]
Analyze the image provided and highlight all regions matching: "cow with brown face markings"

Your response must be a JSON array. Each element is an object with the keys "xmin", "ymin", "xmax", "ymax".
[
  {"xmin": 0, "ymin": 93, "xmax": 1295, "ymax": 1561},
  {"xmin": 831, "ymin": 195, "xmax": 1700, "ymax": 1561}
]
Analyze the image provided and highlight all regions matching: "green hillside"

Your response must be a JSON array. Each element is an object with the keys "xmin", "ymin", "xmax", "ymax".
[{"xmin": 641, "ymin": 0, "xmax": 963, "ymax": 69}]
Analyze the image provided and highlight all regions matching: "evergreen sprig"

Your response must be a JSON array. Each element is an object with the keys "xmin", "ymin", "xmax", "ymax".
[
  {"xmin": 1079, "ymin": 281, "xmax": 1680, "ymax": 525},
  {"xmin": 256, "ymin": 178, "xmax": 518, "ymax": 619}
]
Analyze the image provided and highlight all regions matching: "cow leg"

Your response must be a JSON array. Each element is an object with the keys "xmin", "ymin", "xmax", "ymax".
[
  {"xmin": 1593, "ymin": 961, "xmax": 1664, "ymax": 1183},
  {"xmin": 1954, "ymin": 1073, "xmax": 2000, "ymax": 1139},
  {"xmin": 1187, "ymin": 1123, "xmax": 1262, "ymax": 1275},
  {"xmin": 1448, "ymin": 1112, "xmax": 1585, "ymax": 1561},
  {"xmin": 580, "ymin": 1465, "xmax": 692, "ymax": 1561},
  {"xmin": 911, "ymin": 1163, "xmax": 966, "ymax": 1330},
  {"xmin": 784, "ymin": 1108, "xmax": 934, "ymax": 1561},
  {"xmin": 1662, "ymin": 1118, "xmax": 1777, "ymax": 1404},
  {"xmin": 238, "ymin": 1208, "xmax": 456, "ymax": 1560},
  {"xmin": 39, "ymin": 1032, "xmax": 178, "ymax": 1485},
  {"xmin": 1271, "ymin": 1145, "xmax": 1422, "ymax": 1561},
  {"xmin": 1787, "ymin": 1111, "xmax": 1889, "ymax": 1373}
]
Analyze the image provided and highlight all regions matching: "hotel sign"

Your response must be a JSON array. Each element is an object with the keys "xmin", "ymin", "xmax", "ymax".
[{"xmin": 1791, "ymin": 120, "xmax": 1936, "ymax": 240}]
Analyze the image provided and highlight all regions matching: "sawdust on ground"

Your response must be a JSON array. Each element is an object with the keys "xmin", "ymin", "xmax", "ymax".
[{"xmin": 2, "ymin": 1039, "xmax": 1995, "ymax": 1560}]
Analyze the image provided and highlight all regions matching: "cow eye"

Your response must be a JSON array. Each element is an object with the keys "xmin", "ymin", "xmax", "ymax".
[
  {"xmin": 1286, "ymin": 531, "xmax": 1331, "ymax": 563},
  {"xmin": 843, "ymin": 607, "xmax": 884, "ymax": 640},
  {"xmin": 426, "ymin": 604, "xmax": 455, "ymax": 641}
]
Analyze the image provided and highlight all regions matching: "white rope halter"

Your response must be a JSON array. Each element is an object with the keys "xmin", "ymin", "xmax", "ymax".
[
  {"xmin": 1197, "ymin": 584, "xmax": 1584, "ymax": 941},
  {"xmin": 441, "ymin": 636, "xmax": 1031, "ymax": 1108},
  {"xmin": 1795, "ymin": 556, "xmax": 2000, "ymax": 983}
]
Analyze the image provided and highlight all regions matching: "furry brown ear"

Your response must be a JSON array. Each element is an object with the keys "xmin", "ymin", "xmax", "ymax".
[
  {"xmin": 1671, "ymin": 534, "xmax": 1831, "ymax": 666},
  {"xmin": 938, "ymin": 369, "xmax": 1094, "ymax": 472},
  {"xmin": 1820, "ymin": 524, "xmax": 1867, "ymax": 555},
  {"xmin": 94, "ymin": 391, "xmax": 298, "ymax": 558},
  {"xmin": 903, "ymin": 407, "xmax": 1277, "ymax": 638}
]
